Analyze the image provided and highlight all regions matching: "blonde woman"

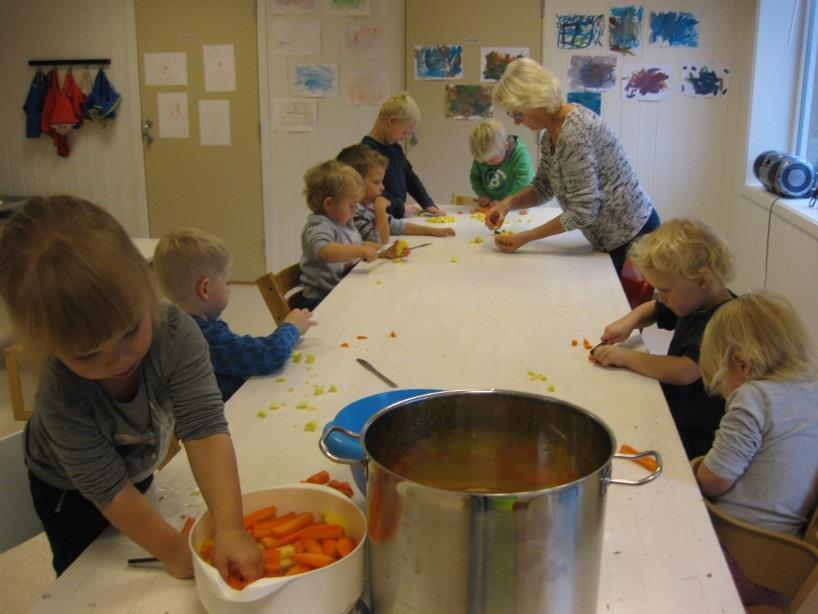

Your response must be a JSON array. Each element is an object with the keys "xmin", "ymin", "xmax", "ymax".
[
  {"xmin": 697, "ymin": 292, "xmax": 818, "ymax": 535},
  {"xmin": 485, "ymin": 58, "xmax": 660, "ymax": 274}
]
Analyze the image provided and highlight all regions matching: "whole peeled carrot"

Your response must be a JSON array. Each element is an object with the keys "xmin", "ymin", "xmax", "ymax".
[{"xmin": 619, "ymin": 444, "xmax": 659, "ymax": 472}]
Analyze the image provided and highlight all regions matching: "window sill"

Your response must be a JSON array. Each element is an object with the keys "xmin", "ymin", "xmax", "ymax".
[{"xmin": 741, "ymin": 184, "xmax": 818, "ymax": 240}]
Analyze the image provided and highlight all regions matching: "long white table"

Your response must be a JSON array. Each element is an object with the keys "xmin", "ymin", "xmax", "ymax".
[{"xmin": 29, "ymin": 206, "xmax": 743, "ymax": 613}]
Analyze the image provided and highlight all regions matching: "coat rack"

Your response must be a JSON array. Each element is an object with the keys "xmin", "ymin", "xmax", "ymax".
[{"xmin": 28, "ymin": 59, "xmax": 110, "ymax": 67}]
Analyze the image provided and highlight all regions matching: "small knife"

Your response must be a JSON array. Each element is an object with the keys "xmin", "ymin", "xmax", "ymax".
[
  {"xmin": 408, "ymin": 242, "xmax": 432, "ymax": 250},
  {"xmin": 356, "ymin": 358, "xmax": 398, "ymax": 388}
]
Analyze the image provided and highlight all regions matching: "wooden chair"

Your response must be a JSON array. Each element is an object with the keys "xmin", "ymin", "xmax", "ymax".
[
  {"xmin": 620, "ymin": 258, "xmax": 654, "ymax": 309},
  {"xmin": 4, "ymin": 342, "xmax": 33, "ymax": 421},
  {"xmin": 450, "ymin": 192, "xmax": 477, "ymax": 206},
  {"xmin": 255, "ymin": 264, "xmax": 303, "ymax": 325},
  {"xmin": 0, "ymin": 431, "xmax": 43, "ymax": 553},
  {"xmin": 691, "ymin": 457, "xmax": 818, "ymax": 612}
]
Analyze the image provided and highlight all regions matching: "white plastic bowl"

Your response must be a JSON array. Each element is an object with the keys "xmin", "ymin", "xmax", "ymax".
[{"xmin": 189, "ymin": 484, "xmax": 367, "ymax": 614}]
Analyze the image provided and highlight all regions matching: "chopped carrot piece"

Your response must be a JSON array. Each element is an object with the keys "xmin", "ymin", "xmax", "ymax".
[
  {"xmin": 272, "ymin": 512, "xmax": 314, "ymax": 537},
  {"xmin": 226, "ymin": 574, "xmax": 247, "ymax": 590},
  {"xmin": 337, "ymin": 536, "xmax": 356, "ymax": 558},
  {"xmin": 583, "ymin": 338, "xmax": 592, "ymax": 350},
  {"xmin": 293, "ymin": 539, "xmax": 305, "ymax": 553},
  {"xmin": 294, "ymin": 523, "xmax": 345, "ymax": 540},
  {"xmin": 389, "ymin": 331, "xmax": 397, "ymax": 338},
  {"xmin": 269, "ymin": 533, "xmax": 302, "ymax": 548},
  {"xmin": 302, "ymin": 470, "xmax": 330, "ymax": 485},
  {"xmin": 322, "ymin": 538, "xmax": 339, "ymax": 558},
  {"xmin": 303, "ymin": 537, "xmax": 324, "ymax": 555},
  {"xmin": 619, "ymin": 444, "xmax": 659, "ymax": 472},
  {"xmin": 356, "ymin": 335, "xmax": 368, "ymax": 339},
  {"xmin": 292, "ymin": 552, "xmax": 336, "ymax": 568},
  {"xmin": 519, "ymin": 210, "xmax": 528, "ymax": 215},
  {"xmin": 284, "ymin": 563, "xmax": 311, "ymax": 576},
  {"xmin": 199, "ymin": 541, "xmax": 213, "ymax": 559},
  {"xmin": 340, "ymin": 342, "xmax": 349, "ymax": 348},
  {"xmin": 328, "ymin": 479, "xmax": 354, "ymax": 497},
  {"xmin": 571, "ymin": 339, "xmax": 578, "ymax": 347},
  {"xmin": 242, "ymin": 505, "xmax": 278, "ymax": 528},
  {"xmin": 180, "ymin": 516, "xmax": 196, "ymax": 536}
]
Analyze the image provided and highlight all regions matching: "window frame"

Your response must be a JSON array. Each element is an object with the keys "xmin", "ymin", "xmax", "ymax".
[{"xmin": 796, "ymin": 0, "xmax": 818, "ymax": 164}]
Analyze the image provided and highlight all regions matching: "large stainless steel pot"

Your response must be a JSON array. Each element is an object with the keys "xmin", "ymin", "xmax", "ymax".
[{"xmin": 320, "ymin": 389, "xmax": 661, "ymax": 614}]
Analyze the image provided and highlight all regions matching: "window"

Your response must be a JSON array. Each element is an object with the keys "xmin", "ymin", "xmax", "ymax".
[{"xmin": 797, "ymin": 0, "xmax": 818, "ymax": 165}]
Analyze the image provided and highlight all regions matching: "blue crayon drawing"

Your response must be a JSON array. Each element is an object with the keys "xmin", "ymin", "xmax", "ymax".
[
  {"xmin": 609, "ymin": 5, "xmax": 643, "ymax": 54},
  {"xmin": 293, "ymin": 64, "xmax": 337, "ymax": 97},
  {"xmin": 681, "ymin": 65, "xmax": 729, "ymax": 97},
  {"xmin": 556, "ymin": 14, "xmax": 604, "ymax": 49},
  {"xmin": 649, "ymin": 11, "xmax": 699, "ymax": 47},
  {"xmin": 567, "ymin": 91, "xmax": 602, "ymax": 115},
  {"xmin": 414, "ymin": 45, "xmax": 463, "ymax": 80}
]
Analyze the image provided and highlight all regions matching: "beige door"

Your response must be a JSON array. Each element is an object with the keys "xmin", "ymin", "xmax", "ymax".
[
  {"xmin": 135, "ymin": 0, "xmax": 264, "ymax": 281},
  {"xmin": 405, "ymin": 0, "xmax": 543, "ymax": 202}
]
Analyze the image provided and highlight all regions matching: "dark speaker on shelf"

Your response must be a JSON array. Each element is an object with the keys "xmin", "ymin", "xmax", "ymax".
[{"xmin": 753, "ymin": 150, "xmax": 818, "ymax": 198}]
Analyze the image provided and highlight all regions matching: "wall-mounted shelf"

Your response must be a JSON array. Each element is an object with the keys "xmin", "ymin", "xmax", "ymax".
[{"xmin": 28, "ymin": 59, "xmax": 110, "ymax": 67}]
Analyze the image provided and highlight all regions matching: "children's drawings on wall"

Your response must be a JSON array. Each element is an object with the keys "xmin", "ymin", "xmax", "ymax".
[
  {"xmin": 414, "ymin": 45, "xmax": 463, "ymax": 80},
  {"xmin": 681, "ymin": 64, "xmax": 729, "ymax": 97},
  {"xmin": 144, "ymin": 52, "xmax": 187, "ymax": 86},
  {"xmin": 271, "ymin": 0, "xmax": 316, "ymax": 14},
  {"xmin": 273, "ymin": 98, "xmax": 318, "ymax": 131},
  {"xmin": 343, "ymin": 24, "xmax": 385, "ymax": 59},
  {"xmin": 293, "ymin": 64, "xmax": 338, "ymax": 97},
  {"xmin": 649, "ymin": 11, "xmax": 698, "ymax": 47},
  {"xmin": 342, "ymin": 70, "xmax": 389, "ymax": 105},
  {"xmin": 609, "ymin": 5, "xmax": 643, "ymax": 55},
  {"xmin": 556, "ymin": 14, "xmax": 604, "ymax": 49},
  {"xmin": 271, "ymin": 21, "xmax": 321, "ymax": 56},
  {"xmin": 444, "ymin": 85, "xmax": 493, "ymax": 119},
  {"xmin": 480, "ymin": 47, "xmax": 529, "ymax": 82},
  {"xmin": 199, "ymin": 100, "xmax": 231, "ymax": 146},
  {"xmin": 568, "ymin": 55, "xmax": 617, "ymax": 91},
  {"xmin": 327, "ymin": 0, "xmax": 369, "ymax": 16},
  {"xmin": 203, "ymin": 44, "xmax": 236, "ymax": 92},
  {"xmin": 622, "ymin": 66, "xmax": 671, "ymax": 101},
  {"xmin": 567, "ymin": 91, "xmax": 602, "ymax": 115},
  {"xmin": 157, "ymin": 92, "xmax": 189, "ymax": 138}
]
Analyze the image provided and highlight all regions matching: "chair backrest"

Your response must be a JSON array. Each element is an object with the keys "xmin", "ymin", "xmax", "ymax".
[
  {"xmin": 255, "ymin": 264, "xmax": 303, "ymax": 325},
  {"xmin": 804, "ymin": 502, "xmax": 818, "ymax": 548},
  {"xmin": 0, "ymin": 430, "xmax": 42, "ymax": 553},
  {"xmin": 691, "ymin": 457, "xmax": 818, "ymax": 611},
  {"xmin": 4, "ymin": 343, "xmax": 34, "ymax": 421},
  {"xmin": 450, "ymin": 193, "xmax": 477, "ymax": 206},
  {"xmin": 620, "ymin": 258, "xmax": 654, "ymax": 309}
]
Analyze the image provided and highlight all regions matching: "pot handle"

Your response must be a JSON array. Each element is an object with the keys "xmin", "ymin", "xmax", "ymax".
[
  {"xmin": 606, "ymin": 450, "xmax": 663, "ymax": 486},
  {"xmin": 319, "ymin": 424, "xmax": 364, "ymax": 465}
]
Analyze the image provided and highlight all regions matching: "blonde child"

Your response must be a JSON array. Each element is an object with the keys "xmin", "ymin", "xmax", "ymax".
[
  {"xmin": 154, "ymin": 228, "xmax": 315, "ymax": 402},
  {"xmin": 297, "ymin": 159, "xmax": 406, "ymax": 310},
  {"xmin": 469, "ymin": 119, "xmax": 534, "ymax": 208},
  {"xmin": 336, "ymin": 144, "xmax": 456, "ymax": 244},
  {"xmin": 362, "ymin": 92, "xmax": 443, "ymax": 219},
  {"xmin": 590, "ymin": 219, "xmax": 735, "ymax": 459},
  {"xmin": 697, "ymin": 292, "xmax": 818, "ymax": 536},
  {"xmin": 0, "ymin": 196, "xmax": 262, "ymax": 581}
]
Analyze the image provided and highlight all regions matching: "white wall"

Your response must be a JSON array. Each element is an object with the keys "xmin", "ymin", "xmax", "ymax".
[
  {"xmin": 0, "ymin": 0, "xmax": 147, "ymax": 236},
  {"xmin": 259, "ymin": 0, "xmax": 405, "ymax": 272}
]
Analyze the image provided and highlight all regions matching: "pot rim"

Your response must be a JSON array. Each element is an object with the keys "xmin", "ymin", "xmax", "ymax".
[{"xmin": 358, "ymin": 388, "xmax": 619, "ymax": 498}]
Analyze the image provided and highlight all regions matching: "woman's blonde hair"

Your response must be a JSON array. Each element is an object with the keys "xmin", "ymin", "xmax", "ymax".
[
  {"xmin": 629, "ymin": 218, "xmax": 735, "ymax": 288},
  {"xmin": 700, "ymin": 292, "xmax": 817, "ymax": 391},
  {"xmin": 469, "ymin": 119, "xmax": 507, "ymax": 162},
  {"xmin": 154, "ymin": 227, "xmax": 233, "ymax": 303},
  {"xmin": 376, "ymin": 91, "xmax": 421, "ymax": 125},
  {"xmin": 0, "ymin": 196, "xmax": 161, "ymax": 355},
  {"xmin": 493, "ymin": 58, "xmax": 563, "ymax": 114},
  {"xmin": 303, "ymin": 159, "xmax": 365, "ymax": 213}
]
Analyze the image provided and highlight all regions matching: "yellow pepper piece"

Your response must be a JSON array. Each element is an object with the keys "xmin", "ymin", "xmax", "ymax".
[
  {"xmin": 305, "ymin": 354, "xmax": 315, "ymax": 364},
  {"xmin": 304, "ymin": 421, "xmax": 317, "ymax": 432},
  {"xmin": 292, "ymin": 352, "xmax": 302, "ymax": 363}
]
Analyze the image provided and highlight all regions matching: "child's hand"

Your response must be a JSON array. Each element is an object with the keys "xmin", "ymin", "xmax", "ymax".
[
  {"xmin": 423, "ymin": 205, "xmax": 444, "ymax": 216},
  {"xmin": 164, "ymin": 532, "xmax": 195, "ymax": 579},
  {"xmin": 212, "ymin": 526, "xmax": 264, "ymax": 584},
  {"xmin": 284, "ymin": 308, "xmax": 316, "ymax": 334},
  {"xmin": 359, "ymin": 245, "xmax": 378, "ymax": 262},
  {"xmin": 430, "ymin": 227, "xmax": 456, "ymax": 237},
  {"xmin": 379, "ymin": 241, "xmax": 411, "ymax": 259},
  {"xmin": 484, "ymin": 199, "xmax": 510, "ymax": 230},
  {"xmin": 601, "ymin": 319, "xmax": 633, "ymax": 344},
  {"xmin": 374, "ymin": 196, "xmax": 390, "ymax": 212},
  {"xmin": 589, "ymin": 344, "xmax": 630, "ymax": 368},
  {"xmin": 494, "ymin": 232, "xmax": 527, "ymax": 253},
  {"xmin": 477, "ymin": 195, "xmax": 491, "ymax": 208}
]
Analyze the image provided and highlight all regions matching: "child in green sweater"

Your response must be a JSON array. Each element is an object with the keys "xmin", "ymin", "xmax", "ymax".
[{"xmin": 469, "ymin": 119, "xmax": 534, "ymax": 208}]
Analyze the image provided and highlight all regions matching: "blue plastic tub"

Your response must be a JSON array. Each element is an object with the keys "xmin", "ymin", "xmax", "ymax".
[{"xmin": 322, "ymin": 389, "xmax": 438, "ymax": 494}]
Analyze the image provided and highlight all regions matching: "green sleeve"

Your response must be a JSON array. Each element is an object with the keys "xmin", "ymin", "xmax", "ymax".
[{"xmin": 470, "ymin": 160, "xmax": 487, "ymax": 197}]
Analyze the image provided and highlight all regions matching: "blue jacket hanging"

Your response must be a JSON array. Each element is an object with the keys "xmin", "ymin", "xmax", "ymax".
[
  {"xmin": 22, "ymin": 70, "xmax": 47, "ymax": 138},
  {"xmin": 84, "ymin": 69, "xmax": 121, "ymax": 120}
]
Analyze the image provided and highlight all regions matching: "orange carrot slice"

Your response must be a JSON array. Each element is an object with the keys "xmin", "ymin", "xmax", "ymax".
[
  {"xmin": 292, "ymin": 552, "xmax": 336, "ymax": 568},
  {"xmin": 283, "ymin": 563, "xmax": 311, "ymax": 576},
  {"xmin": 302, "ymin": 470, "xmax": 330, "ymax": 485},
  {"xmin": 294, "ymin": 523, "xmax": 345, "ymax": 540},
  {"xmin": 303, "ymin": 537, "xmax": 323, "ymax": 555},
  {"xmin": 322, "ymin": 538, "xmax": 339, "ymax": 558},
  {"xmin": 272, "ymin": 512, "xmax": 314, "ymax": 537},
  {"xmin": 242, "ymin": 505, "xmax": 278, "ymax": 528},
  {"xmin": 619, "ymin": 444, "xmax": 659, "ymax": 472},
  {"xmin": 337, "ymin": 536, "xmax": 356, "ymax": 558}
]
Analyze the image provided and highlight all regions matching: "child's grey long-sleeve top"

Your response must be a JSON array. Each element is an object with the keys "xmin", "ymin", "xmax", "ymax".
[{"xmin": 299, "ymin": 213, "xmax": 362, "ymax": 301}]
